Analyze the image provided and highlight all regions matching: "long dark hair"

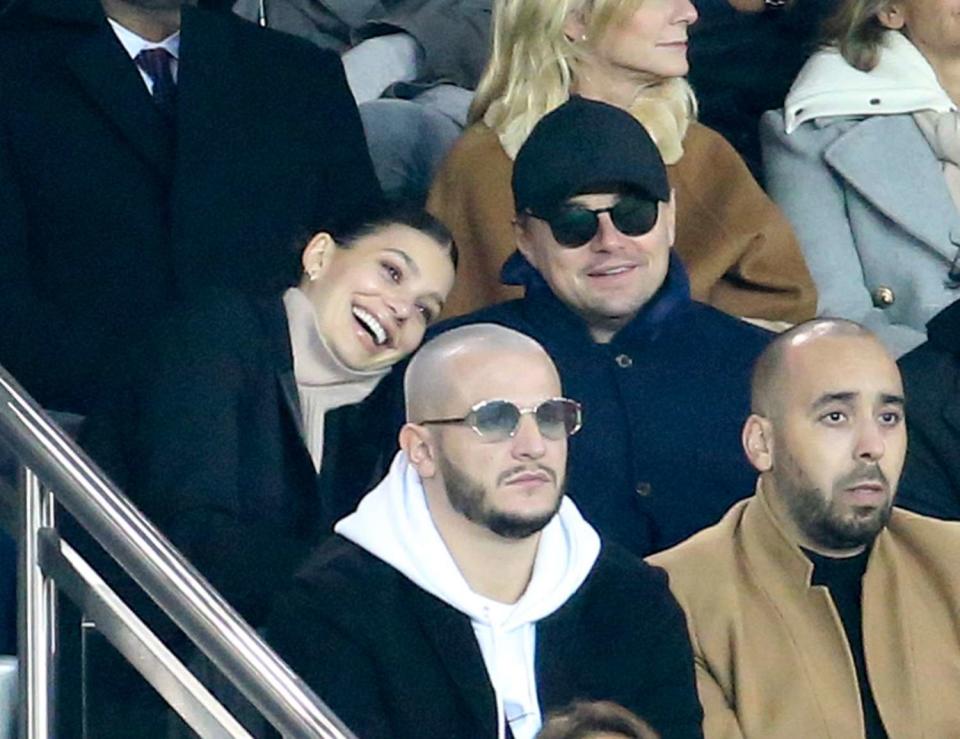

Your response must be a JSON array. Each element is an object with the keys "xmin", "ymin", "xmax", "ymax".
[{"xmin": 334, "ymin": 205, "xmax": 458, "ymax": 271}]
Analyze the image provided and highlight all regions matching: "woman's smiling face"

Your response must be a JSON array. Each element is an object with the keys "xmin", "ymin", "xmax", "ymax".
[{"xmin": 300, "ymin": 223, "xmax": 456, "ymax": 371}]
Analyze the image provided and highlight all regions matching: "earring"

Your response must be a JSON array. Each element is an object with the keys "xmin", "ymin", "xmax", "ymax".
[
  {"xmin": 306, "ymin": 267, "xmax": 320, "ymax": 281},
  {"xmin": 580, "ymin": 33, "xmax": 588, "ymax": 42}
]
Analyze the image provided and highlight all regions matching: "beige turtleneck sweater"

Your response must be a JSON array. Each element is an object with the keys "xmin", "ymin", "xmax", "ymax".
[{"xmin": 283, "ymin": 287, "xmax": 389, "ymax": 472}]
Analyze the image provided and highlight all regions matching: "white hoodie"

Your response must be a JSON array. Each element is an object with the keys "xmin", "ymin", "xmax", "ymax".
[
  {"xmin": 784, "ymin": 30, "xmax": 954, "ymax": 134},
  {"xmin": 335, "ymin": 452, "xmax": 601, "ymax": 739}
]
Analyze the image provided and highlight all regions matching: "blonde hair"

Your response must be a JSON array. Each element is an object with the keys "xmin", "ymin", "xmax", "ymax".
[
  {"xmin": 822, "ymin": 0, "xmax": 895, "ymax": 72},
  {"xmin": 471, "ymin": 0, "xmax": 697, "ymax": 164}
]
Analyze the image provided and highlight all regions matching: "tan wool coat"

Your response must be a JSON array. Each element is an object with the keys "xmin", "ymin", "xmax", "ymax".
[
  {"xmin": 427, "ymin": 121, "xmax": 817, "ymax": 322},
  {"xmin": 649, "ymin": 488, "xmax": 960, "ymax": 739}
]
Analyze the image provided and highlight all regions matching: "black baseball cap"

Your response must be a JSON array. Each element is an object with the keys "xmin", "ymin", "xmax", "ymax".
[{"xmin": 512, "ymin": 96, "xmax": 670, "ymax": 216}]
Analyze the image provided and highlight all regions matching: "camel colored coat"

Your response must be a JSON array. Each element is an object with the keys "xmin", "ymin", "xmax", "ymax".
[
  {"xmin": 427, "ymin": 121, "xmax": 816, "ymax": 322},
  {"xmin": 649, "ymin": 488, "xmax": 960, "ymax": 739}
]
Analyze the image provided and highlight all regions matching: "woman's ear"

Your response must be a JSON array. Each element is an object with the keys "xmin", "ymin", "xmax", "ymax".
[
  {"xmin": 301, "ymin": 232, "xmax": 336, "ymax": 281},
  {"xmin": 877, "ymin": 2, "xmax": 906, "ymax": 30},
  {"xmin": 563, "ymin": 8, "xmax": 588, "ymax": 43}
]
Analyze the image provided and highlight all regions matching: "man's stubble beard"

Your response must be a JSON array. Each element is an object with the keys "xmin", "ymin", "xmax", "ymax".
[
  {"xmin": 436, "ymin": 449, "xmax": 563, "ymax": 540},
  {"xmin": 775, "ymin": 446, "xmax": 893, "ymax": 551}
]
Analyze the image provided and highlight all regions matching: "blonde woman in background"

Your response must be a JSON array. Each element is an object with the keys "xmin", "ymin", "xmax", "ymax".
[{"xmin": 428, "ymin": 0, "xmax": 817, "ymax": 325}]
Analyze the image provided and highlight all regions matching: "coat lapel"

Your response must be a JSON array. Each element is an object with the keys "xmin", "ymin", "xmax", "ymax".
[
  {"xmin": 861, "ymin": 537, "xmax": 922, "ymax": 739},
  {"xmin": 66, "ymin": 24, "xmax": 175, "ymax": 179},
  {"xmin": 740, "ymin": 493, "xmax": 866, "ymax": 737},
  {"xmin": 825, "ymin": 115, "xmax": 960, "ymax": 263},
  {"xmin": 277, "ymin": 368, "xmax": 306, "ymax": 442},
  {"xmin": 407, "ymin": 583, "xmax": 500, "ymax": 736}
]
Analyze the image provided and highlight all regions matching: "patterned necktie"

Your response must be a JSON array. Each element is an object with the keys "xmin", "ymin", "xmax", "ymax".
[{"xmin": 135, "ymin": 48, "xmax": 177, "ymax": 121}]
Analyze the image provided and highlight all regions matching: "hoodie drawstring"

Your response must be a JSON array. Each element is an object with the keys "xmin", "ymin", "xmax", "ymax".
[{"xmin": 486, "ymin": 608, "xmax": 507, "ymax": 739}]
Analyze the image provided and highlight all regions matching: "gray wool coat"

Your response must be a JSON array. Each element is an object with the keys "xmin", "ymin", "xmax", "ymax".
[{"xmin": 761, "ymin": 109, "xmax": 960, "ymax": 357}]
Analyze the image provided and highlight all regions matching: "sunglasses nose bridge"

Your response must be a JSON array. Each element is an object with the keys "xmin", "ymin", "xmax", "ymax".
[
  {"xmin": 509, "ymin": 410, "xmax": 549, "ymax": 455},
  {"xmin": 593, "ymin": 210, "xmax": 632, "ymax": 249}
]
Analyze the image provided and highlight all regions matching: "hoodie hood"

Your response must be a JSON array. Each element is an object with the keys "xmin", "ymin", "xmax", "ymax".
[
  {"xmin": 336, "ymin": 451, "xmax": 600, "ymax": 629},
  {"xmin": 784, "ymin": 31, "xmax": 954, "ymax": 134},
  {"xmin": 336, "ymin": 451, "xmax": 601, "ymax": 738}
]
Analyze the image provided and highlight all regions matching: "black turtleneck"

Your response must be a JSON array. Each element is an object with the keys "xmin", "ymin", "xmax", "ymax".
[{"xmin": 805, "ymin": 547, "xmax": 888, "ymax": 739}]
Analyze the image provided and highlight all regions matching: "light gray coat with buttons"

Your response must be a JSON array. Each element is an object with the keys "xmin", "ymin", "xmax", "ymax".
[
  {"xmin": 761, "ymin": 32, "xmax": 960, "ymax": 357},
  {"xmin": 761, "ymin": 109, "xmax": 960, "ymax": 357}
]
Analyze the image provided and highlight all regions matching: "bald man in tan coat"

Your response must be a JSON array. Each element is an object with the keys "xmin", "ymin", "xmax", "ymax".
[{"xmin": 650, "ymin": 319, "xmax": 960, "ymax": 738}]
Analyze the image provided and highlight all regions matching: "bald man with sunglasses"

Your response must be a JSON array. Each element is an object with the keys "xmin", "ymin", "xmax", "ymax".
[
  {"xmin": 429, "ymin": 96, "xmax": 774, "ymax": 558},
  {"xmin": 267, "ymin": 324, "xmax": 703, "ymax": 739}
]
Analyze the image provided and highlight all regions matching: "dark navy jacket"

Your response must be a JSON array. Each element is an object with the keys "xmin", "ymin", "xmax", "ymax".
[{"xmin": 431, "ymin": 251, "xmax": 771, "ymax": 556}]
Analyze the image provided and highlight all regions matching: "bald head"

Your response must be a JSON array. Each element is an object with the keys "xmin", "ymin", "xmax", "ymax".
[
  {"xmin": 742, "ymin": 318, "xmax": 906, "ymax": 555},
  {"xmin": 751, "ymin": 319, "xmax": 880, "ymax": 419},
  {"xmin": 405, "ymin": 324, "xmax": 556, "ymax": 422}
]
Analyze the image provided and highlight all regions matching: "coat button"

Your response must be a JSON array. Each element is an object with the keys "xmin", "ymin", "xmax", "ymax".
[
  {"xmin": 635, "ymin": 482, "xmax": 652, "ymax": 497},
  {"xmin": 615, "ymin": 354, "xmax": 633, "ymax": 368},
  {"xmin": 871, "ymin": 286, "xmax": 895, "ymax": 307}
]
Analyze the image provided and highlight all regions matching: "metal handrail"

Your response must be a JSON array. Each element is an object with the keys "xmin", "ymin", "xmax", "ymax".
[{"xmin": 0, "ymin": 364, "xmax": 356, "ymax": 738}]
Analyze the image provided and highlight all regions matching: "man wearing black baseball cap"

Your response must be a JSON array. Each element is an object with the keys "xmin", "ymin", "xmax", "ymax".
[{"xmin": 432, "ymin": 96, "xmax": 774, "ymax": 557}]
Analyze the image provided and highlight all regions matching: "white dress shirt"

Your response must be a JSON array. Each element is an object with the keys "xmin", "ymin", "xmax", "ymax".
[{"xmin": 107, "ymin": 18, "xmax": 181, "ymax": 94}]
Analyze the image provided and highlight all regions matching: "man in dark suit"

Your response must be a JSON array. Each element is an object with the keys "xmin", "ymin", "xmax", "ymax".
[
  {"xmin": 267, "ymin": 324, "xmax": 704, "ymax": 739},
  {"xmin": 0, "ymin": 0, "xmax": 382, "ymax": 414}
]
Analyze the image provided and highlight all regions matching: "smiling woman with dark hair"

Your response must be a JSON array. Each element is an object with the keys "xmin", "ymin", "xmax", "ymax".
[{"xmin": 80, "ymin": 206, "xmax": 456, "ymax": 627}]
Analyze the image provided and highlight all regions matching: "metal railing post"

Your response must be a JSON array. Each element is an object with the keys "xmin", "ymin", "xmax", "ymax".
[
  {"xmin": 0, "ymin": 363, "xmax": 355, "ymax": 738},
  {"xmin": 18, "ymin": 467, "xmax": 56, "ymax": 738}
]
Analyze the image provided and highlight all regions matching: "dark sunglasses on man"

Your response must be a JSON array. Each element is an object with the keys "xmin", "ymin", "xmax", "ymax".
[
  {"xmin": 530, "ymin": 194, "xmax": 660, "ymax": 248},
  {"xmin": 420, "ymin": 398, "xmax": 582, "ymax": 442}
]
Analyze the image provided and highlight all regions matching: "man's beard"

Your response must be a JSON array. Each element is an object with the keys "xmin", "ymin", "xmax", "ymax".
[
  {"xmin": 776, "ymin": 450, "xmax": 893, "ymax": 551},
  {"xmin": 436, "ymin": 452, "xmax": 563, "ymax": 540}
]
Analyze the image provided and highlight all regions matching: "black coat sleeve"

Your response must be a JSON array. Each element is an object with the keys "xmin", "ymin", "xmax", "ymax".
[
  {"xmin": 629, "ymin": 569, "xmax": 705, "ymax": 739},
  {"xmin": 265, "ymin": 570, "xmax": 396, "ymax": 739},
  {"xmin": 0, "ymin": 118, "xmax": 112, "ymax": 413},
  {"xmin": 308, "ymin": 48, "xmax": 384, "ymax": 230},
  {"xmin": 539, "ymin": 547, "xmax": 704, "ymax": 739},
  {"xmin": 897, "ymin": 348, "xmax": 960, "ymax": 520},
  {"xmin": 79, "ymin": 299, "xmax": 314, "ymax": 627}
]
